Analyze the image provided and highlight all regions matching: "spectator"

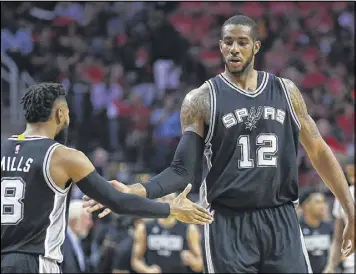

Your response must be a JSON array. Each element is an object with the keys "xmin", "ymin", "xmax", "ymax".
[
  {"xmin": 299, "ymin": 189, "xmax": 333, "ymax": 274},
  {"xmin": 150, "ymin": 95, "xmax": 181, "ymax": 172},
  {"xmin": 62, "ymin": 200, "xmax": 93, "ymax": 274}
]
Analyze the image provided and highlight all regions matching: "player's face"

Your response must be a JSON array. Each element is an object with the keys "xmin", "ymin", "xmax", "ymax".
[
  {"xmin": 308, "ymin": 193, "xmax": 326, "ymax": 219},
  {"xmin": 54, "ymin": 101, "xmax": 70, "ymax": 145},
  {"xmin": 219, "ymin": 24, "xmax": 260, "ymax": 76}
]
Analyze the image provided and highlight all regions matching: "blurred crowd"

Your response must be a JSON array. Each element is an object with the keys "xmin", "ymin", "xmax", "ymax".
[{"xmin": 1, "ymin": 1, "xmax": 354, "ymax": 273}]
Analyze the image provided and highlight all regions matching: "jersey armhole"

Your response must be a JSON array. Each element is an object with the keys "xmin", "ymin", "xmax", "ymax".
[
  {"xmin": 278, "ymin": 78, "xmax": 301, "ymax": 130},
  {"xmin": 43, "ymin": 143, "xmax": 72, "ymax": 195},
  {"xmin": 204, "ymin": 80, "xmax": 217, "ymax": 145}
]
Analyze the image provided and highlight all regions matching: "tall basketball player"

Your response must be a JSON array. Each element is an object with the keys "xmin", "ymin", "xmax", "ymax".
[
  {"xmin": 1, "ymin": 83, "xmax": 212, "ymax": 273},
  {"xmin": 84, "ymin": 15, "xmax": 355, "ymax": 273}
]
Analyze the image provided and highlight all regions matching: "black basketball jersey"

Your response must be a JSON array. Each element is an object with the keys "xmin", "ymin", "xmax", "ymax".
[
  {"xmin": 145, "ymin": 220, "xmax": 189, "ymax": 273},
  {"xmin": 299, "ymin": 217, "xmax": 333, "ymax": 273},
  {"xmin": 199, "ymin": 71, "xmax": 300, "ymax": 212},
  {"xmin": 1, "ymin": 135, "xmax": 72, "ymax": 263}
]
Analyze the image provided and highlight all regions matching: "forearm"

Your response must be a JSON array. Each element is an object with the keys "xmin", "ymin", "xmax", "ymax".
[
  {"xmin": 76, "ymin": 171, "xmax": 170, "ymax": 218},
  {"xmin": 326, "ymin": 236, "xmax": 343, "ymax": 268},
  {"xmin": 142, "ymin": 131, "xmax": 204, "ymax": 199},
  {"xmin": 309, "ymin": 144, "xmax": 354, "ymax": 217}
]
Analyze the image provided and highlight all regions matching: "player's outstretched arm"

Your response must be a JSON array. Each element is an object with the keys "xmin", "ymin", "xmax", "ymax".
[
  {"xmin": 53, "ymin": 146, "xmax": 212, "ymax": 224},
  {"xmin": 83, "ymin": 83, "xmax": 210, "ymax": 213},
  {"xmin": 282, "ymin": 78, "xmax": 355, "ymax": 257}
]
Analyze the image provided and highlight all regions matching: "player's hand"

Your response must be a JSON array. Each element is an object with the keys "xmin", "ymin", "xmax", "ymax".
[
  {"xmin": 147, "ymin": 264, "xmax": 161, "ymax": 274},
  {"xmin": 82, "ymin": 180, "xmax": 128, "ymax": 217},
  {"xmin": 180, "ymin": 250, "xmax": 195, "ymax": 266},
  {"xmin": 341, "ymin": 217, "xmax": 355, "ymax": 257},
  {"xmin": 169, "ymin": 184, "xmax": 213, "ymax": 225}
]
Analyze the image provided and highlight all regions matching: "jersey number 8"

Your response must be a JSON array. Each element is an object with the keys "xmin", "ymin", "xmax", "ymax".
[
  {"xmin": 237, "ymin": 133, "xmax": 278, "ymax": 168},
  {"xmin": 1, "ymin": 178, "xmax": 26, "ymax": 225}
]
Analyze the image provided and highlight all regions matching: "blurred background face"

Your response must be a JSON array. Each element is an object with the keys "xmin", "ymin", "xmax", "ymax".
[
  {"xmin": 71, "ymin": 211, "xmax": 93, "ymax": 239},
  {"xmin": 304, "ymin": 193, "xmax": 327, "ymax": 220},
  {"xmin": 219, "ymin": 24, "xmax": 257, "ymax": 76}
]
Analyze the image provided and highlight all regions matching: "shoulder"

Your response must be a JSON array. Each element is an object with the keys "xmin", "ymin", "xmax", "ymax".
[
  {"xmin": 181, "ymin": 83, "xmax": 211, "ymax": 124},
  {"xmin": 51, "ymin": 145, "xmax": 88, "ymax": 167}
]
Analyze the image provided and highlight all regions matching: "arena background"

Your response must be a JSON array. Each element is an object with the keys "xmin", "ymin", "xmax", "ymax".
[{"xmin": 1, "ymin": 1, "xmax": 354, "ymax": 273}]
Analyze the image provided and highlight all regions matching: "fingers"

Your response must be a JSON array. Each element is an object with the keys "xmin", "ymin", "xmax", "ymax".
[
  {"xmin": 178, "ymin": 184, "xmax": 192, "ymax": 199},
  {"xmin": 82, "ymin": 195, "xmax": 91, "ymax": 202},
  {"xmin": 86, "ymin": 203, "xmax": 105, "ymax": 213},
  {"xmin": 341, "ymin": 239, "xmax": 354, "ymax": 257},
  {"xmin": 98, "ymin": 208, "xmax": 112, "ymax": 218}
]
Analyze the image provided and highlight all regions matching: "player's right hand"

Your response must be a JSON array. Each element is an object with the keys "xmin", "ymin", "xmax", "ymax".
[{"xmin": 169, "ymin": 184, "xmax": 213, "ymax": 225}]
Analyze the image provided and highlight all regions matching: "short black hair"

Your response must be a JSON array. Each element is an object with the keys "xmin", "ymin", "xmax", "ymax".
[
  {"xmin": 221, "ymin": 15, "xmax": 258, "ymax": 40},
  {"xmin": 299, "ymin": 188, "xmax": 322, "ymax": 205},
  {"xmin": 21, "ymin": 83, "xmax": 67, "ymax": 123}
]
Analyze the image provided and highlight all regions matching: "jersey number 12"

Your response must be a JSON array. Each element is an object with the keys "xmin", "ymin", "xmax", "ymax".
[
  {"xmin": 237, "ymin": 133, "xmax": 278, "ymax": 168},
  {"xmin": 1, "ymin": 178, "xmax": 26, "ymax": 225}
]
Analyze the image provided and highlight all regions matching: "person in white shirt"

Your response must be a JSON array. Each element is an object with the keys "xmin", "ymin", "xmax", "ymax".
[
  {"xmin": 324, "ymin": 158, "xmax": 355, "ymax": 273},
  {"xmin": 62, "ymin": 200, "xmax": 93, "ymax": 273}
]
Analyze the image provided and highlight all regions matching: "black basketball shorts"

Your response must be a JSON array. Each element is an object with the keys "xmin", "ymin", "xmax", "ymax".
[
  {"xmin": 1, "ymin": 253, "xmax": 61, "ymax": 273},
  {"xmin": 202, "ymin": 202, "xmax": 312, "ymax": 273}
]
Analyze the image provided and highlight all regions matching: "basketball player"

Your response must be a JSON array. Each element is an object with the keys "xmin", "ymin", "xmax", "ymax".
[
  {"xmin": 1, "ymin": 83, "xmax": 212, "ymax": 273},
  {"xmin": 131, "ymin": 193, "xmax": 203, "ymax": 274},
  {"xmin": 299, "ymin": 189, "xmax": 333, "ymax": 273},
  {"xmin": 324, "ymin": 157, "xmax": 355, "ymax": 273},
  {"xmin": 83, "ymin": 15, "xmax": 355, "ymax": 273}
]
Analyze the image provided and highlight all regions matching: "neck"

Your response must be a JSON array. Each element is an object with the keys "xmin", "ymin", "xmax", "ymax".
[
  {"xmin": 223, "ymin": 65, "xmax": 257, "ymax": 91},
  {"xmin": 158, "ymin": 217, "xmax": 176, "ymax": 228},
  {"xmin": 22, "ymin": 123, "xmax": 56, "ymax": 139},
  {"xmin": 304, "ymin": 214, "xmax": 321, "ymax": 228}
]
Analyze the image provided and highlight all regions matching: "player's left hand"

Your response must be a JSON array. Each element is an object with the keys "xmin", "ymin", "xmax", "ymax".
[{"xmin": 341, "ymin": 217, "xmax": 355, "ymax": 257}]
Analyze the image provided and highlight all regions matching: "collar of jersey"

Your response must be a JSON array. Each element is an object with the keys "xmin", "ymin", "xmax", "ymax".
[{"xmin": 219, "ymin": 71, "xmax": 268, "ymax": 98}]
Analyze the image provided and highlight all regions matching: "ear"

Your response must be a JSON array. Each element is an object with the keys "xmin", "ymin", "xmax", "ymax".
[
  {"xmin": 219, "ymin": 40, "xmax": 223, "ymax": 54},
  {"xmin": 55, "ymin": 108, "xmax": 63, "ymax": 125},
  {"xmin": 254, "ymin": 40, "xmax": 261, "ymax": 55}
]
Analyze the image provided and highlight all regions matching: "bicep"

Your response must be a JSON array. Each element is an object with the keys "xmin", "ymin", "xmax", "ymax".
[
  {"xmin": 284, "ymin": 78, "xmax": 324, "ymax": 155},
  {"xmin": 299, "ymin": 114, "xmax": 324, "ymax": 154},
  {"xmin": 59, "ymin": 147, "xmax": 95, "ymax": 183}
]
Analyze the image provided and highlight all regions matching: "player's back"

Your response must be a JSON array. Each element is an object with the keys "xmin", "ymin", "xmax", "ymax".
[
  {"xmin": 200, "ymin": 71, "xmax": 300, "ymax": 212},
  {"xmin": 1, "ymin": 135, "xmax": 71, "ymax": 263}
]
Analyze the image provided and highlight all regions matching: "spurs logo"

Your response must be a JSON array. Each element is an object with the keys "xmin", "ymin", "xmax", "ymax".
[
  {"xmin": 221, "ymin": 106, "xmax": 286, "ymax": 129},
  {"xmin": 244, "ymin": 106, "xmax": 263, "ymax": 130}
]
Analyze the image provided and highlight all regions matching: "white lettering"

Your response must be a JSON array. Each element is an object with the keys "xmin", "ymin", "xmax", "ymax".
[
  {"xmin": 264, "ymin": 107, "xmax": 276, "ymax": 120},
  {"xmin": 23, "ymin": 158, "xmax": 33, "ymax": 173},
  {"xmin": 1, "ymin": 156, "xmax": 5, "ymax": 171},
  {"xmin": 11, "ymin": 157, "xmax": 17, "ymax": 171},
  {"xmin": 16, "ymin": 157, "xmax": 23, "ymax": 172},
  {"xmin": 235, "ymin": 108, "xmax": 248, "ymax": 123},
  {"xmin": 276, "ymin": 109, "xmax": 285, "ymax": 124},
  {"xmin": 222, "ymin": 113, "xmax": 237, "ymax": 128}
]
